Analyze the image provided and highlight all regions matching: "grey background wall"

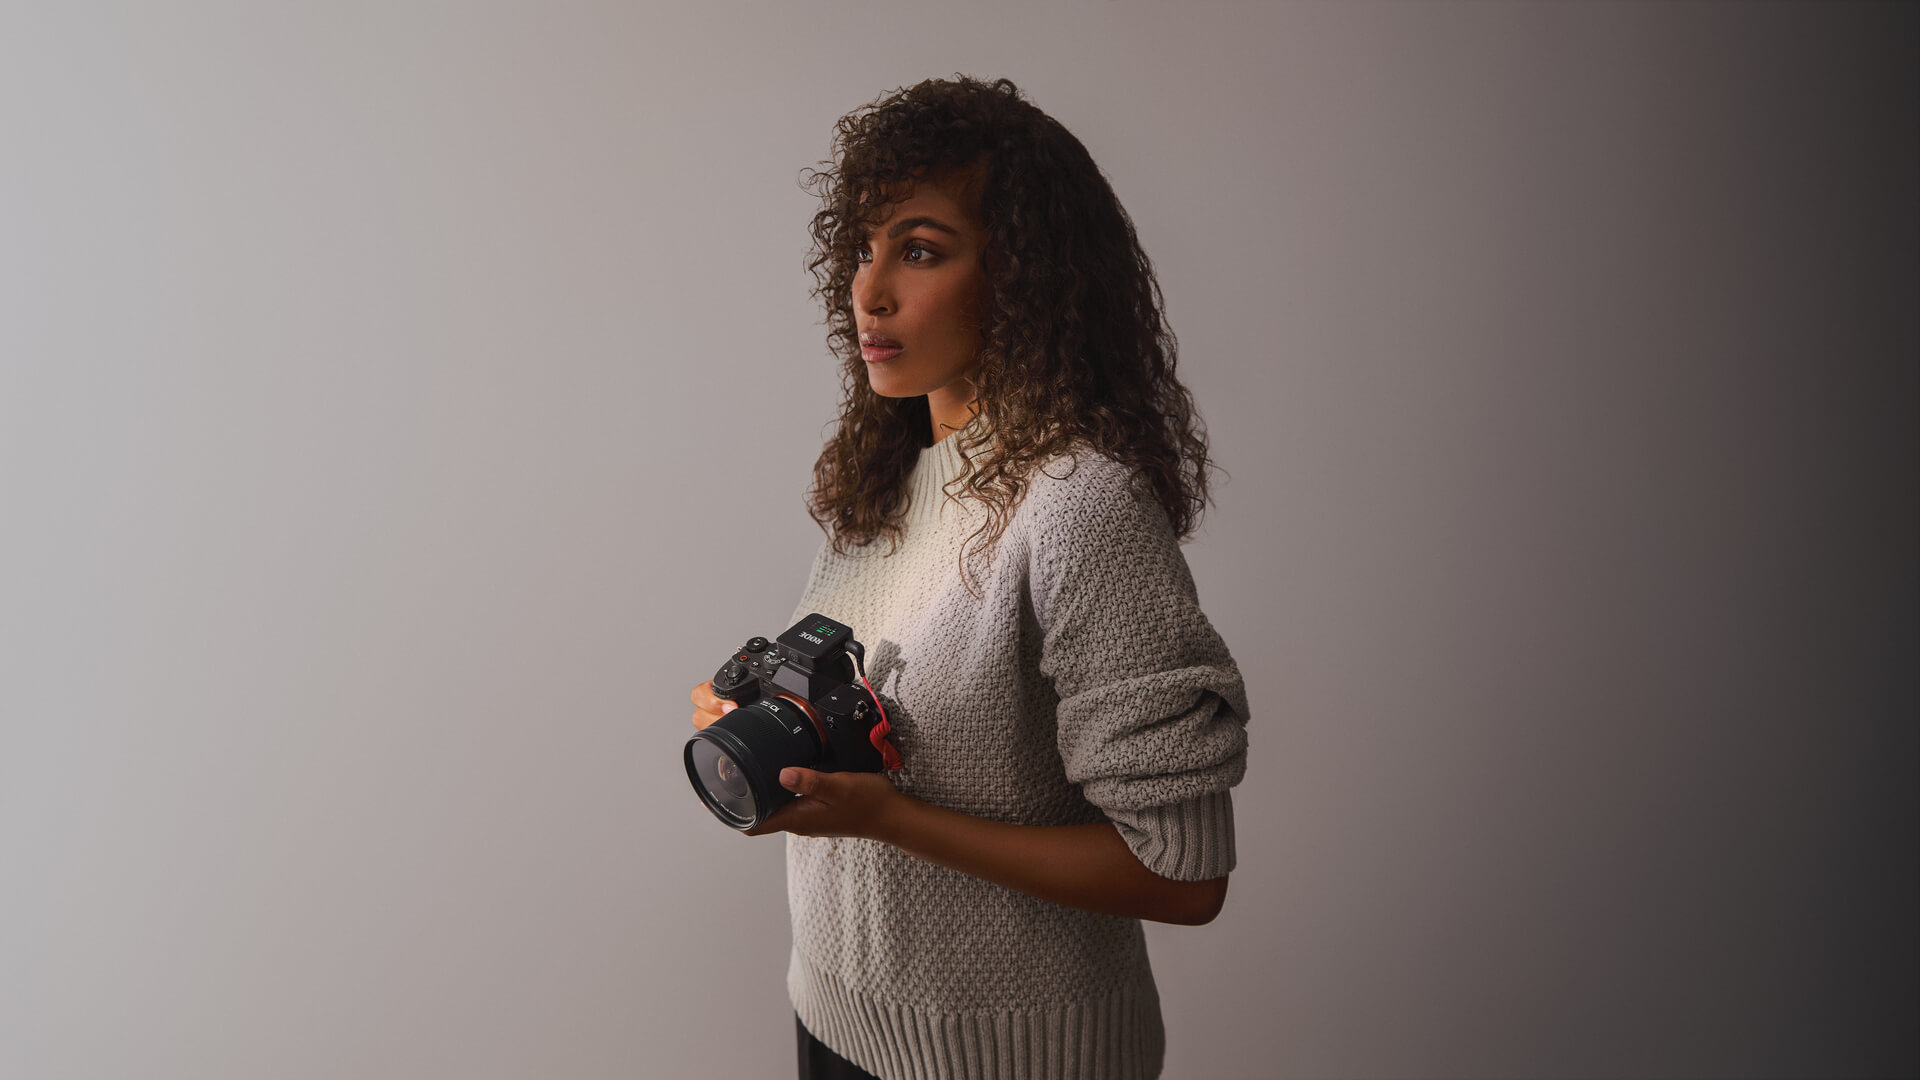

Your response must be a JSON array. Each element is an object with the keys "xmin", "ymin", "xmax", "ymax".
[{"xmin": 2, "ymin": 2, "xmax": 1912, "ymax": 1078}]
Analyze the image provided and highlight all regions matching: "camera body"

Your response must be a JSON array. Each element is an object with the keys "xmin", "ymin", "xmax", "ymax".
[{"xmin": 684, "ymin": 613, "xmax": 895, "ymax": 830}]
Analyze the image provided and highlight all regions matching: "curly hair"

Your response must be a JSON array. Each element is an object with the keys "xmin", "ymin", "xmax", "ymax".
[{"xmin": 800, "ymin": 75, "xmax": 1215, "ymax": 566}]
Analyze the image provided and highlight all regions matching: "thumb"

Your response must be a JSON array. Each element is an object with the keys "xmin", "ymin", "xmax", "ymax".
[{"xmin": 780, "ymin": 767, "xmax": 828, "ymax": 796}]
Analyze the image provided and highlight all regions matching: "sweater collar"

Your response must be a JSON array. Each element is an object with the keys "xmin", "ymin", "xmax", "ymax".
[{"xmin": 903, "ymin": 429, "xmax": 980, "ymax": 528}]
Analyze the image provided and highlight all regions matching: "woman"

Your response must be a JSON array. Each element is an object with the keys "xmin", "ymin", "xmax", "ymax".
[{"xmin": 690, "ymin": 75, "xmax": 1249, "ymax": 1080}]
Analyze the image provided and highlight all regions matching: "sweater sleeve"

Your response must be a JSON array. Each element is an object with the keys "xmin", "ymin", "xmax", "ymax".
[{"xmin": 1025, "ymin": 454, "xmax": 1250, "ymax": 882}]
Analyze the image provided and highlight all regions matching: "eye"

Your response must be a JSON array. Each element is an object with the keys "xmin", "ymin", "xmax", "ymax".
[{"xmin": 851, "ymin": 240, "xmax": 941, "ymax": 266}]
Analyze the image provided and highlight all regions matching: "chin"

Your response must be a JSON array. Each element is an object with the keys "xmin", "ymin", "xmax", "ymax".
[{"xmin": 863, "ymin": 367, "xmax": 925, "ymax": 400}]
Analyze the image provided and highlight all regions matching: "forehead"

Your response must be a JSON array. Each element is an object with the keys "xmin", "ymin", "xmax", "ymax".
[{"xmin": 863, "ymin": 168, "xmax": 985, "ymax": 236}]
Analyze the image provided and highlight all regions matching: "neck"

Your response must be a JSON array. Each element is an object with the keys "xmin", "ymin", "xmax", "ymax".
[{"xmin": 927, "ymin": 375, "xmax": 980, "ymax": 444}]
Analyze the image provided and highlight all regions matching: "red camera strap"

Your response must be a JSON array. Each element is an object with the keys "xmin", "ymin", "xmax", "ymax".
[{"xmin": 858, "ymin": 674, "xmax": 903, "ymax": 771}]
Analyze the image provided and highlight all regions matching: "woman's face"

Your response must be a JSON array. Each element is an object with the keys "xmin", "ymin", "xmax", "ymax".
[{"xmin": 851, "ymin": 169, "xmax": 989, "ymax": 403}]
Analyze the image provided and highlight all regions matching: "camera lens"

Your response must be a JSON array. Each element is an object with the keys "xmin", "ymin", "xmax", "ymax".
[
  {"xmin": 687, "ymin": 738, "xmax": 758, "ymax": 827},
  {"xmin": 713, "ymin": 753, "xmax": 748, "ymax": 800},
  {"xmin": 684, "ymin": 697, "xmax": 823, "ymax": 830}
]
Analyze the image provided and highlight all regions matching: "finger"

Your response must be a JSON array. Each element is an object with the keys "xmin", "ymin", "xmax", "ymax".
[
  {"xmin": 780, "ymin": 767, "xmax": 827, "ymax": 797},
  {"xmin": 744, "ymin": 801, "xmax": 801, "ymax": 837},
  {"xmin": 691, "ymin": 681, "xmax": 719, "ymax": 709},
  {"xmin": 692, "ymin": 708, "xmax": 722, "ymax": 731},
  {"xmin": 746, "ymin": 796, "xmax": 835, "ymax": 838},
  {"xmin": 692, "ymin": 682, "xmax": 741, "ymax": 717}
]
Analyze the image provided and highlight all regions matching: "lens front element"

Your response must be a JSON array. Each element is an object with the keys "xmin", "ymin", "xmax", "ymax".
[
  {"xmin": 687, "ymin": 737, "xmax": 758, "ymax": 827},
  {"xmin": 714, "ymin": 754, "xmax": 749, "ymax": 800}
]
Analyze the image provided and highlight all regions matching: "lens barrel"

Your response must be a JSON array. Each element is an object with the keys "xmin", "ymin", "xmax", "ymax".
[{"xmin": 684, "ymin": 698, "xmax": 822, "ymax": 829}]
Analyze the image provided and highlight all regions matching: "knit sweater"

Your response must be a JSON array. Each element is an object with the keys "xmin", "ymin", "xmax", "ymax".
[{"xmin": 783, "ymin": 432, "xmax": 1250, "ymax": 1080}]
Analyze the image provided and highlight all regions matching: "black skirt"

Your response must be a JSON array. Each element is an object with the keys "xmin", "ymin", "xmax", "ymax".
[{"xmin": 796, "ymin": 1014, "xmax": 881, "ymax": 1080}]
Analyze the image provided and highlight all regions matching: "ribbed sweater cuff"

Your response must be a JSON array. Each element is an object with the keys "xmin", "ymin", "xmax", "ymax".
[
  {"xmin": 790, "ymin": 948, "xmax": 1165, "ymax": 1080},
  {"xmin": 1105, "ymin": 790, "xmax": 1237, "ymax": 881}
]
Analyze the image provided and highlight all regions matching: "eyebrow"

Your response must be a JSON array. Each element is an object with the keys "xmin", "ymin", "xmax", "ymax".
[{"xmin": 881, "ymin": 215, "xmax": 961, "ymax": 240}]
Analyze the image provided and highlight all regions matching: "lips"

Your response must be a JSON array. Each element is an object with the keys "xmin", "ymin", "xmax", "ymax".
[{"xmin": 860, "ymin": 331, "xmax": 903, "ymax": 363}]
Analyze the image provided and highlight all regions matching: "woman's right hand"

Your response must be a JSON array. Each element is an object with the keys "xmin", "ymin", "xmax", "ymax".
[{"xmin": 690, "ymin": 680, "xmax": 737, "ymax": 731}]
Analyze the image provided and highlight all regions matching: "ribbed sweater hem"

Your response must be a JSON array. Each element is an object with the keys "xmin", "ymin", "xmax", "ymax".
[{"xmin": 789, "ymin": 948, "xmax": 1166, "ymax": 1080}]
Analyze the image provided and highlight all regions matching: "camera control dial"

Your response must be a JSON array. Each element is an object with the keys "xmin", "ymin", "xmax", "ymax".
[{"xmin": 713, "ymin": 654, "xmax": 762, "ymax": 701}]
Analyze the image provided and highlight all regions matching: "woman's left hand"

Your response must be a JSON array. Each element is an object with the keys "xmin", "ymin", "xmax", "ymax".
[
  {"xmin": 741, "ymin": 766, "xmax": 1228, "ymax": 924},
  {"xmin": 744, "ymin": 768, "xmax": 907, "ymax": 841}
]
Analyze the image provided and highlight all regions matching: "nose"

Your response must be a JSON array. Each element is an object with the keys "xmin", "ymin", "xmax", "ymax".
[{"xmin": 853, "ymin": 259, "xmax": 892, "ymax": 318}]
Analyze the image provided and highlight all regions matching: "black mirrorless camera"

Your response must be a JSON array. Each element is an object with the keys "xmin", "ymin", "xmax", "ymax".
[{"xmin": 684, "ymin": 613, "xmax": 900, "ymax": 830}]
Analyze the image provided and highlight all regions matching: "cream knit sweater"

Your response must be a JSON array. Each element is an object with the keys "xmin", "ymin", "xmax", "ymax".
[{"xmin": 784, "ymin": 432, "xmax": 1250, "ymax": 1080}]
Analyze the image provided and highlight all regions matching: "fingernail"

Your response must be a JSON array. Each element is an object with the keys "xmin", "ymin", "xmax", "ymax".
[{"xmin": 781, "ymin": 768, "xmax": 800, "ymax": 788}]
